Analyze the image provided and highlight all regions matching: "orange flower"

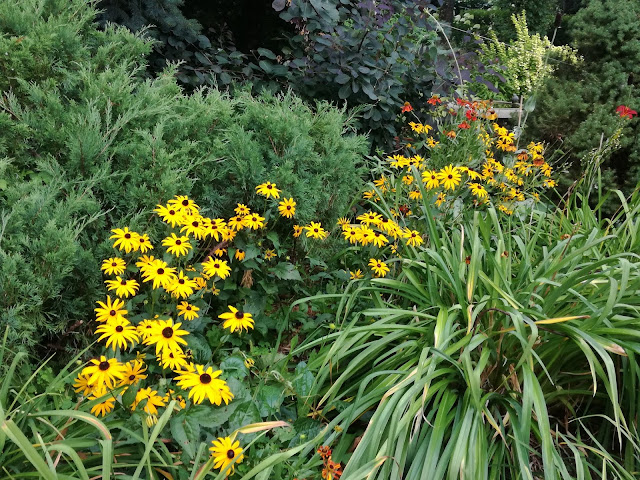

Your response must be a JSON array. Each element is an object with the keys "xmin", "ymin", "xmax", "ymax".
[
  {"xmin": 616, "ymin": 105, "xmax": 637, "ymax": 119},
  {"xmin": 401, "ymin": 101, "xmax": 413, "ymax": 113}
]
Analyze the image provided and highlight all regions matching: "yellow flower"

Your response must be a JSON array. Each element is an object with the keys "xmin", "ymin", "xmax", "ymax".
[
  {"xmin": 159, "ymin": 349, "xmax": 188, "ymax": 371},
  {"xmin": 137, "ymin": 319, "xmax": 158, "ymax": 340},
  {"xmin": 408, "ymin": 121, "xmax": 424, "ymax": 133},
  {"xmin": 177, "ymin": 301, "xmax": 200, "ymax": 321},
  {"xmin": 543, "ymin": 178, "xmax": 556, "ymax": 188},
  {"xmin": 422, "ymin": 170, "xmax": 440, "ymax": 190},
  {"xmin": 202, "ymin": 257, "xmax": 232, "ymax": 279},
  {"xmin": 468, "ymin": 183, "xmax": 488, "ymax": 199},
  {"xmin": 105, "ymin": 276, "xmax": 139, "ymax": 298},
  {"xmin": 235, "ymin": 249, "xmax": 246, "ymax": 261},
  {"xmin": 207, "ymin": 218, "xmax": 227, "ymax": 241},
  {"xmin": 242, "ymin": 213, "xmax": 265, "ymax": 230},
  {"xmin": 180, "ymin": 215, "xmax": 208, "ymax": 239},
  {"xmin": 135, "ymin": 233, "xmax": 153, "ymax": 253},
  {"xmin": 167, "ymin": 271, "xmax": 198, "ymax": 299},
  {"xmin": 435, "ymin": 192, "xmax": 446, "ymax": 207},
  {"xmin": 119, "ymin": 360, "xmax": 147, "ymax": 387},
  {"xmin": 89, "ymin": 388, "xmax": 116, "ymax": 417},
  {"xmin": 144, "ymin": 318, "xmax": 189, "ymax": 354},
  {"xmin": 243, "ymin": 357, "xmax": 255, "ymax": 369},
  {"xmin": 426, "ymin": 136, "xmax": 439, "ymax": 148},
  {"xmin": 110, "ymin": 227, "xmax": 139, "ymax": 253},
  {"xmin": 357, "ymin": 211, "xmax": 382, "ymax": 226},
  {"xmin": 101, "ymin": 257, "xmax": 126, "ymax": 276},
  {"xmin": 304, "ymin": 222, "xmax": 328, "ymax": 240},
  {"xmin": 264, "ymin": 249, "xmax": 277, "ymax": 261},
  {"xmin": 403, "ymin": 229, "xmax": 423, "ymax": 247},
  {"xmin": 355, "ymin": 226, "xmax": 375, "ymax": 246},
  {"xmin": 368, "ymin": 258, "xmax": 390, "ymax": 278},
  {"xmin": 73, "ymin": 373, "xmax": 94, "ymax": 396},
  {"xmin": 162, "ymin": 233, "xmax": 192, "ymax": 257},
  {"xmin": 95, "ymin": 318, "xmax": 139, "ymax": 350},
  {"xmin": 175, "ymin": 364, "xmax": 234, "ymax": 405},
  {"xmin": 278, "ymin": 198, "xmax": 296, "ymax": 218},
  {"xmin": 342, "ymin": 226, "xmax": 358, "ymax": 244},
  {"xmin": 168, "ymin": 195, "xmax": 199, "ymax": 212},
  {"xmin": 350, "ymin": 269, "xmax": 364, "ymax": 280},
  {"xmin": 227, "ymin": 215, "xmax": 245, "ymax": 231},
  {"xmin": 336, "ymin": 217, "xmax": 350, "ymax": 227},
  {"xmin": 234, "ymin": 203, "xmax": 251, "ymax": 216},
  {"xmin": 131, "ymin": 387, "xmax": 166, "ymax": 416},
  {"xmin": 219, "ymin": 305, "xmax": 254, "ymax": 333},
  {"xmin": 82, "ymin": 356, "xmax": 126, "ymax": 388},
  {"xmin": 293, "ymin": 225, "xmax": 303, "ymax": 238},
  {"xmin": 255, "ymin": 181, "xmax": 281, "ymax": 199},
  {"xmin": 436, "ymin": 165, "xmax": 462, "ymax": 190},
  {"xmin": 141, "ymin": 259, "xmax": 177, "ymax": 289},
  {"xmin": 154, "ymin": 204, "xmax": 184, "ymax": 227},
  {"xmin": 371, "ymin": 231, "xmax": 389, "ymax": 248},
  {"xmin": 94, "ymin": 296, "xmax": 128, "ymax": 323},
  {"xmin": 209, "ymin": 437, "xmax": 244, "ymax": 475}
]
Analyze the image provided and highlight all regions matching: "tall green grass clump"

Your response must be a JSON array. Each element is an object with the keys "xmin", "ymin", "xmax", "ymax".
[
  {"xmin": 290, "ymin": 173, "xmax": 640, "ymax": 477},
  {"xmin": 0, "ymin": 0, "xmax": 366, "ymax": 349}
]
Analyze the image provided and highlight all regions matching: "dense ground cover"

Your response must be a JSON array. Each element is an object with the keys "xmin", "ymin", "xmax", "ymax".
[{"xmin": 2, "ymin": 1, "xmax": 640, "ymax": 479}]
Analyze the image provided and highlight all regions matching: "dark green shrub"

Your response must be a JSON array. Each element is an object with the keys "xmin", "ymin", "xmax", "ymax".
[{"xmin": 0, "ymin": 0, "xmax": 366, "ymax": 350}]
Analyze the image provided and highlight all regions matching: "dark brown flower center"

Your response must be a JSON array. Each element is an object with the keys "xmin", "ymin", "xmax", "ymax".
[
  {"xmin": 214, "ymin": 263, "xmax": 220, "ymax": 268},
  {"xmin": 157, "ymin": 268, "xmax": 164, "ymax": 275},
  {"xmin": 99, "ymin": 361, "xmax": 110, "ymax": 371},
  {"xmin": 186, "ymin": 306, "xmax": 191, "ymax": 310},
  {"xmin": 162, "ymin": 327, "xmax": 173, "ymax": 338},
  {"xmin": 129, "ymin": 374, "xmax": 136, "ymax": 380},
  {"xmin": 182, "ymin": 199, "xmax": 189, "ymax": 206},
  {"xmin": 227, "ymin": 449, "xmax": 235, "ymax": 459},
  {"xmin": 178, "ymin": 279, "xmax": 185, "ymax": 284},
  {"xmin": 314, "ymin": 228, "xmax": 319, "ymax": 233},
  {"xmin": 121, "ymin": 280, "xmax": 127, "ymax": 285},
  {"xmin": 235, "ymin": 311, "xmax": 244, "ymax": 319},
  {"xmin": 169, "ymin": 209, "xmax": 175, "ymax": 215},
  {"xmin": 111, "ymin": 262, "xmax": 117, "ymax": 267},
  {"xmin": 115, "ymin": 325, "xmax": 124, "ymax": 332},
  {"xmin": 266, "ymin": 185, "xmax": 272, "ymax": 189},
  {"xmin": 139, "ymin": 238, "xmax": 145, "ymax": 243},
  {"xmin": 200, "ymin": 373, "xmax": 211, "ymax": 384},
  {"xmin": 175, "ymin": 239, "xmax": 181, "ymax": 245},
  {"xmin": 109, "ymin": 310, "xmax": 116, "ymax": 316},
  {"xmin": 287, "ymin": 206, "xmax": 291, "ymax": 210},
  {"xmin": 192, "ymin": 221, "xmax": 199, "ymax": 227},
  {"xmin": 169, "ymin": 352, "xmax": 174, "ymax": 358},
  {"xmin": 448, "ymin": 175, "xmax": 453, "ymax": 179},
  {"xmin": 124, "ymin": 233, "xmax": 131, "ymax": 239}
]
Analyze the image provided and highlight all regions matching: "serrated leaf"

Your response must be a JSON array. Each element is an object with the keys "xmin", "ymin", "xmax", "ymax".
[
  {"xmin": 270, "ymin": 262, "xmax": 302, "ymax": 281},
  {"xmin": 170, "ymin": 413, "xmax": 200, "ymax": 460},
  {"xmin": 293, "ymin": 362, "xmax": 314, "ymax": 398}
]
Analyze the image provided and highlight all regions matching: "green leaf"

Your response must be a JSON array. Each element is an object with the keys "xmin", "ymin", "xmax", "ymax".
[
  {"xmin": 270, "ymin": 262, "xmax": 302, "ymax": 281},
  {"xmin": 293, "ymin": 362, "xmax": 314, "ymax": 398}
]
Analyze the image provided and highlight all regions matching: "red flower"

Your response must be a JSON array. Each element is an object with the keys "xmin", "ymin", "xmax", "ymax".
[
  {"xmin": 616, "ymin": 105, "xmax": 637, "ymax": 119},
  {"xmin": 401, "ymin": 102, "xmax": 413, "ymax": 113},
  {"xmin": 465, "ymin": 109, "xmax": 478, "ymax": 121},
  {"xmin": 458, "ymin": 121, "xmax": 470, "ymax": 129},
  {"xmin": 427, "ymin": 95, "xmax": 442, "ymax": 106}
]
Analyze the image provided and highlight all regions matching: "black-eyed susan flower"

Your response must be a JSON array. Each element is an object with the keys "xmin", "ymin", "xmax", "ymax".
[
  {"xmin": 101, "ymin": 257, "xmax": 126, "ymax": 276},
  {"xmin": 94, "ymin": 296, "xmax": 128, "ymax": 324},
  {"xmin": 73, "ymin": 373, "xmax": 94, "ymax": 396},
  {"xmin": 219, "ymin": 306, "xmax": 254, "ymax": 333},
  {"xmin": 164, "ymin": 390, "xmax": 187, "ymax": 409},
  {"xmin": 82, "ymin": 356, "xmax": 126, "ymax": 388},
  {"xmin": 368, "ymin": 258, "xmax": 390, "ymax": 278},
  {"xmin": 350, "ymin": 269, "xmax": 364, "ymax": 280},
  {"xmin": 242, "ymin": 213, "xmax": 265, "ymax": 230},
  {"xmin": 342, "ymin": 226, "xmax": 358, "ymax": 244},
  {"xmin": 243, "ymin": 357, "xmax": 255, "ymax": 369},
  {"xmin": 137, "ymin": 319, "xmax": 158, "ymax": 340},
  {"xmin": 357, "ymin": 211, "xmax": 382, "ymax": 226},
  {"xmin": 227, "ymin": 215, "xmax": 245, "ymax": 231},
  {"xmin": 167, "ymin": 271, "xmax": 198, "ymax": 299},
  {"xmin": 119, "ymin": 360, "xmax": 147, "ymax": 387},
  {"xmin": 435, "ymin": 192, "xmax": 446, "ymax": 207},
  {"xmin": 468, "ymin": 183, "xmax": 488, "ymax": 199},
  {"xmin": 207, "ymin": 218, "xmax": 227, "ymax": 241},
  {"xmin": 168, "ymin": 195, "xmax": 199, "ymax": 212},
  {"xmin": 131, "ymin": 387, "xmax": 166, "ymax": 415},
  {"xmin": 110, "ymin": 227, "xmax": 139, "ymax": 253},
  {"xmin": 180, "ymin": 215, "xmax": 208, "ymax": 239},
  {"xmin": 293, "ymin": 225, "xmax": 303, "ymax": 238},
  {"xmin": 221, "ymin": 227, "xmax": 237, "ymax": 241},
  {"xmin": 437, "ymin": 165, "xmax": 462, "ymax": 190},
  {"xmin": 144, "ymin": 318, "xmax": 189, "ymax": 354},
  {"xmin": 159, "ymin": 348, "xmax": 188, "ymax": 370},
  {"xmin": 403, "ymin": 229, "xmax": 423, "ymax": 247},
  {"xmin": 89, "ymin": 387, "xmax": 116, "ymax": 417},
  {"xmin": 135, "ymin": 233, "xmax": 153, "ymax": 253},
  {"xmin": 177, "ymin": 301, "xmax": 199, "ymax": 321},
  {"xmin": 209, "ymin": 436, "xmax": 244, "ymax": 475},
  {"xmin": 278, "ymin": 197, "xmax": 296, "ymax": 218},
  {"xmin": 141, "ymin": 259, "xmax": 177, "ymax": 289},
  {"xmin": 95, "ymin": 318, "xmax": 139, "ymax": 350},
  {"xmin": 255, "ymin": 181, "xmax": 281, "ymax": 199},
  {"xmin": 234, "ymin": 203, "xmax": 251, "ymax": 216},
  {"xmin": 162, "ymin": 233, "xmax": 192, "ymax": 257},
  {"xmin": 336, "ymin": 217, "xmax": 350, "ymax": 228},
  {"xmin": 234, "ymin": 249, "xmax": 245, "ymax": 261},
  {"xmin": 175, "ymin": 364, "xmax": 233, "ymax": 405},
  {"xmin": 264, "ymin": 249, "xmax": 276, "ymax": 261},
  {"xmin": 135, "ymin": 254, "xmax": 155, "ymax": 270},
  {"xmin": 105, "ymin": 276, "xmax": 139, "ymax": 298},
  {"xmin": 355, "ymin": 226, "xmax": 374, "ymax": 246},
  {"xmin": 371, "ymin": 231, "xmax": 389, "ymax": 248},
  {"xmin": 202, "ymin": 257, "xmax": 231, "ymax": 279},
  {"xmin": 421, "ymin": 170, "xmax": 440, "ymax": 190},
  {"xmin": 154, "ymin": 204, "xmax": 184, "ymax": 227},
  {"xmin": 304, "ymin": 222, "xmax": 328, "ymax": 240}
]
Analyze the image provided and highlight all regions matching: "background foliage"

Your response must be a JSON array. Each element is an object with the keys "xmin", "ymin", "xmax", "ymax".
[{"xmin": 0, "ymin": 0, "xmax": 366, "ymax": 350}]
